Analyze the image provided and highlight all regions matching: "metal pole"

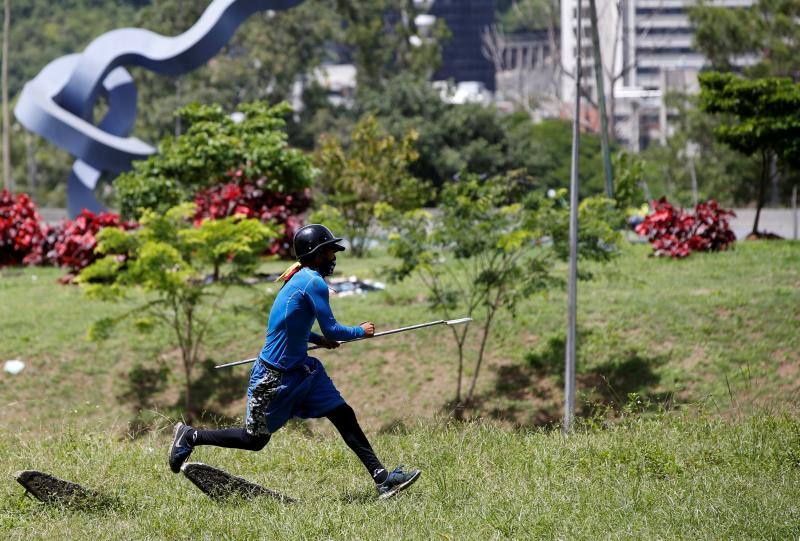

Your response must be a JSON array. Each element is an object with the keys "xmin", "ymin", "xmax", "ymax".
[
  {"xmin": 588, "ymin": 0, "xmax": 613, "ymax": 199},
  {"xmin": 214, "ymin": 317, "xmax": 472, "ymax": 369},
  {"xmin": 2, "ymin": 0, "xmax": 11, "ymax": 192},
  {"xmin": 564, "ymin": 0, "xmax": 582, "ymax": 436},
  {"xmin": 793, "ymin": 185, "xmax": 797, "ymax": 240}
]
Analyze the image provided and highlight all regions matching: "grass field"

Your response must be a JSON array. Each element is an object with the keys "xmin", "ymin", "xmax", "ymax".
[
  {"xmin": 1, "ymin": 240, "xmax": 797, "ymax": 432},
  {"xmin": 1, "ymin": 240, "xmax": 799, "ymax": 538},
  {"xmin": 2, "ymin": 410, "xmax": 799, "ymax": 539}
]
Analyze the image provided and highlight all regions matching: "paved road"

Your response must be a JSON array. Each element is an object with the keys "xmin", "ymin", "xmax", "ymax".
[{"xmin": 730, "ymin": 208, "xmax": 799, "ymax": 240}]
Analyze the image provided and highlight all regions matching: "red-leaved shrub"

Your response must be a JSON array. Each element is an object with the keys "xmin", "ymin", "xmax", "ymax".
[
  {"xmin": 635, "ymin": 197, "xmax": 736, "ymax": 258},
  {"xmin": 46, "ymin": 210, "xmax": 137, "ymax": 272},
  {"xmin": 0, "ymin": 190, "xmax": 49, "ymax": 266},
  {"xmin": 193, "ymin": 170, "xmax": 311, "ymax": 256}
]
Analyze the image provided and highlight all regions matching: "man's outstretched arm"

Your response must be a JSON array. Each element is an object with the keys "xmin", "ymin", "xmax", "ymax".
[{"xmin": 308, "ymin": 277, "xmax": 367, "ymax": 341}]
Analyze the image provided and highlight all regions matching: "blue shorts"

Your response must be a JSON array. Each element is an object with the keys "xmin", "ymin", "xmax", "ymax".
[{"xmin": 245, "ymin": 356, "xmax": 345, "ymax": 436}]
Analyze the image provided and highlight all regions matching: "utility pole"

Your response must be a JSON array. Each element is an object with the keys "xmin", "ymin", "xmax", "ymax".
[
  {"xmin": 588, "ymin": 0, "xmax": 613, "ymax": 199},
  {"xmin": 793, "ymin": 185, "xmax": 797, "ymax": 240},
  {"xmin": 564, "ymin": 0, "xmax": 583, "ymax": 436},
  {"xmin": 175, "ymin": 0, "xmax": 184, "ymax": 137},
  {"xmin": 2, "ymin": 0, "xmax": 11, "ymax": 192}
]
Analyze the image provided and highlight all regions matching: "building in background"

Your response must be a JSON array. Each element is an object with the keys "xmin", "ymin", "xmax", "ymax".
[
  {"xmin": 560, "ymin": 0, "xmax": 754, "ymax": 150},
  {"xmin": 429, "ymin": 0, "xmax": 497, "ymax": 91},
  {"xmin": 299, "ymin": 1, "xmax": 498, "ymax": 109},
  {"xmin": 483, "ymin": 28, "xmax": 559, "ymax": 119}
]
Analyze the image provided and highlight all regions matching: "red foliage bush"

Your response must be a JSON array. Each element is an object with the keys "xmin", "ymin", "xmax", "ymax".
[
  {"xmin": 635, "ymin": 197, "xmax": 736, "ymax": 258},
  {"xmin": 0, "ymin": 190, "xmax": 49, "ymax": 266},
  {"xmin": 46, "ymin": 210, "xmax": 137, "ymax": 272},
  {"xmin": 193, "ymin": 170, "xmax": 311, "ymax": 256}
]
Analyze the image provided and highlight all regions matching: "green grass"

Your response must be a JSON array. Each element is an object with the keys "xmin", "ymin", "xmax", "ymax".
[
  {"xmin": 1, "ymin": 240, "xmax": 799, "ymax": 538},
  {"xmin": 1, "ymin": 241, "xmax": 799, "ymax": 432},
  {"xmin": 1, "ymin": 409, "xmax": 799, "ymax": 539}
]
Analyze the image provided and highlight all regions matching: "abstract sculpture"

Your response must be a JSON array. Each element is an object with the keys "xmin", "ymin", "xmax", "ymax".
[{"xmin": 14, "ymin": 0, "xmax": 304, "ymax": 217}]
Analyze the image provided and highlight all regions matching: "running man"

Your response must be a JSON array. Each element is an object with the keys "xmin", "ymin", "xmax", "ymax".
[{"xmin": 168, "ymin": 224, "xmax": 420, "ymax": 499}]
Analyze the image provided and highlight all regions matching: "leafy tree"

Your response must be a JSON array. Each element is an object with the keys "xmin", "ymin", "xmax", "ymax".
[
  {"xmin": 689, "ymin": 0, "xmax": 800, "ymax": 79},
  {"xmin": 311, "ymin": 115, "xmax": 428, "ymax": 256},
  {"xmin": 640, "ymin": 91, "xmax": 762, "ymax": 208},
  {"xmin": 335, "ymin": 0, "xmax": 446, "ymax": 90},
  {"xmin": 114, "ymin": 101, "xmax": 314, "ymax": 219},
  {"xmin": 8, "ymin": 0, "xmax": 338, "ymax": 201},
  {"xmin": 383, "ymin": 175, "xmax": 620, "ymax": 414},
  {"xmin": 699, "ymin": 72, "xmax": 800, "ymax": 234},
  {"xmin": 610, "ymin": 152, "xmax": 645, "ymax": 211},
  {"xmin": 504, "ymin": 115, "xmax": 610, "ymax": 195},
  {"xmin": 496, "ymin": 0, "xmax": 552, "ymax": 32},
  {"xmin": 354, "ymin": 76, "xmax": 610, "ymax": 195},
  {"xmin": 132, "ymin": 0, "xmax": 339, "ymax": 142},
  {"xmin": 79, "ymin": 203, "xmax": 275, "ymax": 419}
]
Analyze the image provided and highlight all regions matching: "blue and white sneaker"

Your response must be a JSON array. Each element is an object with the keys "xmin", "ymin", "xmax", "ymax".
[
  {"xmin": 376, "ymin": 465, "xmax": 421, "ymax": 500},
  {"xmin": 168, "ymin": 422, "xmax": 195, "ymax": 473}
]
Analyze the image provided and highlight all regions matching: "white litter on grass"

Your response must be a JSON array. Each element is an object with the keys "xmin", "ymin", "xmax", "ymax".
[
  {"xmin": 3, "ymin": 360, "xmax": 25, "ymax": 374},
  {"xmin": 328, "ymin": 276, "xmax": 386, "ymax": 297}
]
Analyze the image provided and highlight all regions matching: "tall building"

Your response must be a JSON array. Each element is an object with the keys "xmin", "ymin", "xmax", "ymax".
[
  {"xmin": 560, "ymin": 0, "xmax": 754, "ymax": 149},
  {"xmin": 430, "ymin": 0, "xmax": 496, "ymax": 91}
]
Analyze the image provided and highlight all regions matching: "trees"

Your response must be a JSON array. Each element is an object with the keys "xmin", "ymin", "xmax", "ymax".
[
  {"xmin": 79, "ymin": 203, "xmax": 274, "ymax": 419},
  {"xmin": 383, "ymin": 175, "xmax": 620, "ymax": 414},
  {"xmin": 312, "ymin": 115, "xmax": 428, "ymax": 256},
  {"xmin": 640, "ymin": 92, "xmax": 762, "ymax": 208},
  {"xmin": 353, "ymin": 76, "xmax": 613, "ymax": 197},
  {"xmin": 698, "ymin": 72, "xmax": 800, "ymax": 234},
  {"xmin": 690, "ymin": 0, "xmax": 800, "ymax": 79},
  {"xmin": 504, "ymin": 115, "xmax": 609, "ymax": 195},
  {"xmin": 132, "ymin": 0, "xmax": 338, "ymax": 142},
  {"xmin": 335, "ymin": 0, "xmax": 446, "ymax": 91},
  {"xmin": 114, "ymin": 101, "xmax": 314, "ymax": 219},
  {"xmin": 354, "ymin": 75, "xmax": 507, "ymax": 189}
]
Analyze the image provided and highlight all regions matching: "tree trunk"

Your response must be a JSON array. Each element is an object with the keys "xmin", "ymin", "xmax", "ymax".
[
  {"xmin": 465, "ymin": 306, "xmax": 496, "ymax": 404},
  {"xmin": 184, "ymin": 365, "xmax": 194, "ymax": 422},
  {"xmin": 769, "ymin": 152, "xmax": 779, "ymax": 207},
  {"xmin": 2, "ymin": 0, "xmax": 11, "ymax": 192},
  {"xmin": 183, "ymin": 302, "xmax": 196, "ymax": 421},
  {"xmin": 753, "ymin": 151, "xmax": 769, "ymax": 235},
  {"xmin": 454, "ymin": 342, "xmax": 464, "ymax": 419},
  {"xmin": 607, "ymin": 90, "xmax": 616, "ymax": 143}
]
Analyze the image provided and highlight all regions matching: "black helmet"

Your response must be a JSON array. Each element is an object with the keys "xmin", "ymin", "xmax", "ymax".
[{"xmin": 293, "ymin": 224, "xmax": 345, "ymax": 261}]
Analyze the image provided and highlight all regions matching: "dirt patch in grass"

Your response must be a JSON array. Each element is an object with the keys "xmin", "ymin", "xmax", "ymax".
[
  {"xmin": 322, "ymin": 337, "xmax": 460, "ymax": 429},
  {"xmin": 691, "ymin": 288, "xmax": 713, "ymax": 296},
  {"xmin": 776, "ymin": 349, "xmax": 799, "ymax": 390},
  {"xmin": 681, "ymin": 346, "xmax": 708, "ymax": 371}
]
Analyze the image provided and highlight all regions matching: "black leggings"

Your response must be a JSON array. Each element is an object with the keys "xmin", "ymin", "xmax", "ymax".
[{"xmin": 192, "ymin": 403, "xmax": 384, "ymax": 477}]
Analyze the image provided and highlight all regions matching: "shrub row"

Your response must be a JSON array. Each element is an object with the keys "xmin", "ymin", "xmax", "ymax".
[
  {"xmin": 1, "ymin": 179, "xmax": 308, "ymax": 273},
  {"xmin": 0, "ymin": 189, "xmax": 135, "ymax": 272},
  {"xmin": 636, "ymin": 197, "xmax": 736, "ymax": 258},
  {"xmin": 193, "ymin": 170, "xmax": 311, "ymax": 257}
]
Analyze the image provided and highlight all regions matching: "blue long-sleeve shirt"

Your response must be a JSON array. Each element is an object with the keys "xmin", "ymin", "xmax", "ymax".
[{"xmin": 258, "ymin": 267, "xmax": 365, "ymax": 370}]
